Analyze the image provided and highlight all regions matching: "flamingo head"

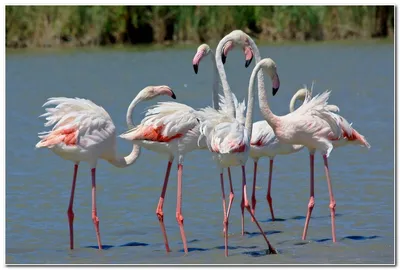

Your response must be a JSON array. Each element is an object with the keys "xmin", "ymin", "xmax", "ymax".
[
  {"xmin": 192, "ymin": 44, "xmax": 211, "ymax": 74},
  {"xmin": 258, "ymin": 58, "xmax": 280, "ymax": 96},
  {"xmin": 221, "ymin": 30, "xmax": 254, "ymax": 68},
  {"xmin": 139, "ymin": 85, "xmax": 176, "ymax": 101}
]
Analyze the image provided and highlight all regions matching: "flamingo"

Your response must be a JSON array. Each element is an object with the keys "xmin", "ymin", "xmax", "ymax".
[
  {"xmin": 35, "ymin": 85, "xmax": 176, "ymax": 250},
  {"xmin": 197, "ymin": 30, "xmax": 278, "ymax": 257},
  {"xmin": 218, "ymin": 84, "xmax": 311, "ymax": 223},
  {"xmin": 244, "ymin": 56, "xmax": 371, "ymax": 243},
  {"xmin": 248, "ymin": 88, "xmax": 310, "ymax": 221},
  {"xmin": 288, "ymin": 82, "xmax": 371, "ymax": 241},
  {"xmin": 192, "ymin": 43, "xmax": 249, "ymax": 227},
  {"xmin": 117, "ymin": 40, "xmax": 254, "ymax": 254},
  {"xmin": 223, "ymin": 30, "xmax": 369, "ymax": 241}
]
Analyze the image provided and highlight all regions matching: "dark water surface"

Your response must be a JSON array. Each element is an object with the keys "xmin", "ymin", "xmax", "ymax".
[{"xmin": 6, "ymin": 43, "xmax": 394, "ymax": 264}]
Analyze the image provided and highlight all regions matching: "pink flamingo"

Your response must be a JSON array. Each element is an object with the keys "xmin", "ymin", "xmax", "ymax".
[
  {"xmin": 117, "ymin": 40, "xmax": 254, "ymax": 255},
  {"xmin": 219, "ymin": 86, "xmax": 308, "ymax": 222},
  {"xmin": 192, "ymin": 43, "xmax": 250, "ymax": 226},
  {"xmin": 35, "ymin": 85, "xmax": 176, "ymax": 250},
  {"xmin": 288, "ymin": 83, "xmax": 371, "ymax": 241},
  {"xmin": 249, "ymin": 88, "xmax": 308, "ymax": 221},
  {"xmin": 245, "ymin": 56, "xmax": 371, "ymax": 243},
  {"xmin": 197, "ymin": 30, "xmax": 278, "ymax": 257}
]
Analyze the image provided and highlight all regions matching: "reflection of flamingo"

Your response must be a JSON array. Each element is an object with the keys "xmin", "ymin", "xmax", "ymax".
[
  {"xmin": 198, "ymin": 30, "xmax": 278, "ymax": 257},
  {"xmin": 35, "ymin": 85, "xmax": 176, "ymax": 250},
  {"xmin": 245, "ymin": 56, "xmax": 371, "ymax": 243}
]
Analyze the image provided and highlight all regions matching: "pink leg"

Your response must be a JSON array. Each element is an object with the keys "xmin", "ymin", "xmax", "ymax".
[
  {"xmin": 240, "ymin": 172, "xmax": 245, "ymax": 235},
  {"xmin": 266, "ymin": 158, "xmax": 275, "ymax": 221},
  {"xmin": 226, "ymin": 167, "xmax": 235, "ymax": 221},
  {"xmin": 91, "ymin": 168, "xmax": 102, "ymax": 249},
  {"xmin": 302, "ymin": 153, "xmax": 315, "ymax": 240},
  {"xmin": 220, "ymin": 173, "xmax": 229, "ymax": 257},
  {"xmin": 323, "ymin": 154, "xmax": 337, "ymax": 242},
  {"xmin": 156, "ymin": 160, "xmax": 173, "ymax": 253},
  {"xmin": 176, "ymin": 163, "xmax": 188, "ymax": 254},
  {"xmin": 241, "ymin": 166, "xmax": 276, "ymax": 254},
  {"xmin": 67, "ymin": 163, "xmax": 78, "ymax": 249},
  {"xmin": 251, "ymin": 161, "xmax": 257, "ymax": 222}
]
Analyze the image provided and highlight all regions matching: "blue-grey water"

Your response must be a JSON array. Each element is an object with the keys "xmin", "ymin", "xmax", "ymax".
[{"xmin": 6, "ymin": 42, "xmax": 394, "ymax": 264}]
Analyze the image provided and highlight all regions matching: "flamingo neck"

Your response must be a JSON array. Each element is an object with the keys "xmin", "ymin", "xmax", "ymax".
[
  {"xmin": 210, "ymin": 50, "xmax": 220, "ymax": 110},
  {"xmin": 244, "ymin": 61, "xmax": 256, "ymax": 136},
  {"xmin": 247, "ymin": 35, "xmax": 280, "ymax": 130},
  {"xmin": 216, "ymin": 35, "xmax": 236, "ymax": 119},
  {"xmin": 289, "ymin": 90, "xmax": 307, "ymax": 113},
  {"xmin": 108, "ymin": 144, "xmax": 141, "ymax": 168},
  {"xmin": 126, "ymin": 96, "xmax": 142, "ymax": 129}
]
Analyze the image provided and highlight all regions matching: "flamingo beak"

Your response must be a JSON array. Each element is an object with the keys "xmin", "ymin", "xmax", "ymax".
[
  {"xmin": 245, "ymin": 58, "xmax": 253, "ymax": 68},
  {"xmin": 221, "ymin": 52, "xmax": 227, "ymax": 64},
  {"xmin": 244, "ymin": 47, "xmax": 253, "ymax": 68},
  {"xmin": 193, "ymin": 64, "xmax": 198, "ymax": 74},
  {"xmin": 272, "ymin": 74, "xmax": 280, "ymax": 96},
  {"xmin": 171, "ymin": 90, "xmax": 177, "ymax": 99}
]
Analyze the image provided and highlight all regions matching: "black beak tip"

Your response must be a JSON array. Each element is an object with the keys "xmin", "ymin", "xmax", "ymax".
[
  {"xmin": 221, "ymin": 53, "xmax": 226, "ymax": 64},
  {"xmin": 171, "ymin": 91, "xmax": 177, "ymax": 99},
  {"xmin": 272, "ymin": 87, "xmax": 279, "ymax": 96},
  {"xmin": 193, "ymin": 64, "xmax": 198, "ymax": 74},
  {"xmin": 245, "ymin": 58, "xmax": 253, "ymax": 68},
  {"xmin": 196, "ymin": 118, "xmax": 200, "ymax": 123}
]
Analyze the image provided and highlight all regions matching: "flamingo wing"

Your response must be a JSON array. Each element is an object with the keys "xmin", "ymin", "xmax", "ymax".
[
  {"xmin": 218, "ymin": 93, "xmax": 246, "ymax": 124},
  {"xmin": 250, "ymin": 121, "xmax": 276, "ymax": 147},
  {"xmin": 120, "ymin": 101, "xmax": 199, "ymax": 142},
  {"xmin": 36, "ymin": 97, "xmax": 115, "ymax": 149}
]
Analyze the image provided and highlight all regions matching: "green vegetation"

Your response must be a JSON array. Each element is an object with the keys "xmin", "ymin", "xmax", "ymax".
[{"xmin": 6, "ymin": 6, "xmax": 394, "ymax": 49}]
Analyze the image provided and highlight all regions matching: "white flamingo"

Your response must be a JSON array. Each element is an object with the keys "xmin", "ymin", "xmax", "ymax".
[
  {"xmin": 192, "ymin": 43, "xmax": 249, "ymax": 223},
  {"xmin": 286, "ymin": 82, "xmax": 371, "ymax": 241},
  {"xmin": 117, "ymin": 39, "xmax": 254, "ymax": 254},
  {"xmin": 244, "ymin": 53, "xmax": 370, "ymax": 243},
  {"xmin": 197, "ymin": 30, "xmax": 279, "ymax": 257},
  {"xmin": 35, "ymin": 85, "xmax": 176, "ymax": 250},
  {"xmin": 247, "ymin": 88, "xmax": 308, "ymax": 221}
]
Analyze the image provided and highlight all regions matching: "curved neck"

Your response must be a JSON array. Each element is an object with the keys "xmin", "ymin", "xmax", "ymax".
[
  {"xmin": 244, "ymin": 61, "xmax": 257, "ymax": 136},
  {"xmin": 247, "ymin": 35, "xmax": 279, "ymax": 130},
  {"xmin": 210, "ymin": 50, "xmax": 220, "ymax": 110},
  {"xmin": 215, "ymin": 36, "xmax": 236, "ymax": 118},
  {"xmin": 108, "ymin": 144, "xmax": 141, "ymax": 168},
  {"xmin": 289, "ymin": 91, "xmax": 306, "ymax": 112},
  {"xmin": 126, "ymin": 96, "xmax": 142, "ymax": 129}
]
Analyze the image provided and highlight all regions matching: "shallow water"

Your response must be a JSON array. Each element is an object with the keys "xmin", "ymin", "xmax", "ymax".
[{"xmin": 6, "ymin": 42, "xmax": 394, "ymax": 264}]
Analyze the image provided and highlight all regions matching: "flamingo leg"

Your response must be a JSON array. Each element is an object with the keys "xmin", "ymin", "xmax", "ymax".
[
  {"xmin": 91, "ymin": 168, "xmax": 102, "ymax": 249},
  {"xmin": 67, "ymin": 163, "xmax": 78, "ymax": 249},
  {"xmin": 240, "ymin": 174, "xmax": 245, "ymax": 235},
  {"xmin": 323, "ymin": 154, "xmax": 337, "ymax": 242},
  {"xmin": 156, "ymin": 159, "xmax": 173, "ymax": 253},
  {"xmin": 251, "ymin": 161, "xmax": 257, "ymax": 222},
  {"xmin": 226, "ymin": 167, "xmax": 235, "ymax": 222},
  {"xmin": 241, "ymin": 166, "xmax": 276, "ymax": 254},
  {"xmin": 176, "ymin": 163, "xmax": 188, "ymax": 254},
  {"xmin": 220, "ymin": 173, "xmax": 229, "ymax": 256},
  {"xmin": 302, "ymin": 153, "xmax": 315, "ymax": 241},
  {"xmin": 266, "ymin": 158, "xmax": 275, "ymax": 221}
]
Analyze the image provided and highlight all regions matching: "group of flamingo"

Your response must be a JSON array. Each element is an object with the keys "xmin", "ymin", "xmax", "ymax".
[{"xmin": 36, "ymin": 29, "xmax": 370, "ymax": 257}]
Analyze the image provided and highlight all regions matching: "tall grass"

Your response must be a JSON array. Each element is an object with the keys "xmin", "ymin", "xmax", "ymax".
[{"xmin": 5, "ymin": 5, "xmax": 394, "ymax": 48}]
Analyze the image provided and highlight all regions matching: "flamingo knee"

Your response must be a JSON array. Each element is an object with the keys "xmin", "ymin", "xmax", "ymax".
[{"xmin": 176, "ymin": 212, "xmax": 184, "ymax": 225}]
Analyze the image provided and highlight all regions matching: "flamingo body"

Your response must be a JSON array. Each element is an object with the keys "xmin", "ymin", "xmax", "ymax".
[{"xmin": 36, "ymin": 97, "xmax": 117, "ymax": 166}]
